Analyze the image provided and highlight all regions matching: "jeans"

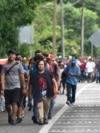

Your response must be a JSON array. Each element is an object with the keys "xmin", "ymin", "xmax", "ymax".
[
  {"xmin": 48, "ymin": 98, "xmax": 55, "ymax": 117},
  {"xmin": 33, "ymin": 97, "xmax": 38, "ymax": 120},
  {"xmin": 66, "ymin": 83, "xmax": 76, "ymax": 103}
]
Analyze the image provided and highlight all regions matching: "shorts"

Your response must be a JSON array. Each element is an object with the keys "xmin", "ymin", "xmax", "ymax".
[{"xmin": 4, "ymin": 88, "xmax": 20, "ymax": 106}]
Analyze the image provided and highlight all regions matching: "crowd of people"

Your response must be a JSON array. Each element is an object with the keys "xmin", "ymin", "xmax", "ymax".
[{"xmin": 0, "ymin": 49, "xmax": 100, "ymax": 126}]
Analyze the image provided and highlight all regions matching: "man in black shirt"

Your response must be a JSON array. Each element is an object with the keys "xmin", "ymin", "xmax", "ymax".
[{"xmin": 29, "ymin": 59, "xmax": 57, "ymax": 125}]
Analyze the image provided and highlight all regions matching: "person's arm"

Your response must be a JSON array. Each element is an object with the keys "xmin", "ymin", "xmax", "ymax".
[
  {"xmin": 1, "ymin": 73, "xmax": 5, "ymax": 91},
  {"xmin": 54, "ymin": 64, "xmax": 60, "ymax": 90},
  {"xmin": 68, "ymin": 67, "xmax": 80, "ymax": 77},
  {"xmin": 20, "ymin": 73, "xmax": 27, "ymax": 95},
  {"xmin": 28, "ymin": 75, "xmax": 33, "ymax": 99},
  {"xmin": 52, "ymin": 77, "xmax": 58, "ymax": 94},
  {"xmin": 70, "ymin": 72, "xmax": 80, "ymax": 77}
]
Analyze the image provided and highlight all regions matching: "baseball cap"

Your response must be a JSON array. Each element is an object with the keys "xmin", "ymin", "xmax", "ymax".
[
  {"xmin": 71, "ymin": 58, "xmax": 76, "ymax": 63},
  {"xmin": 7, "ymin": 49, "xmax": 16, "ymax": 55}
]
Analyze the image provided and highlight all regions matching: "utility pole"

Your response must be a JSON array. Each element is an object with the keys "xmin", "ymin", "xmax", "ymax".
[
  {"xmin": 81, "ymin": 0, "xmax": 85, "ymax": 57},
  {"xmin": 52, "ymin": 0, "xmax": 57, "ymax": 55},
  {"xmin": 91, "ymin": 43, "xmax": 93, "ymax": 56},
  {"xmin": 60, "ymin": 0, "xmax": 65, "ymax": 58}
]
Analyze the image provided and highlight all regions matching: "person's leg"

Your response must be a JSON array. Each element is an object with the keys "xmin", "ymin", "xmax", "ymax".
[
  {"xmin": 66, "ymin": 83, "xmax": 72, "ymax": 104},
  {"xmin": 99, "ymin": 72, "xmax": 100, "ymax": 83},
  {"xmin": 62, "ymin": 78, "xmax": 66, "ymax": 94},
  {"xmin": 59, "ymin": 80, "xmax": 62, "ymax": 94},
  {"xmin": 43, "ymin": 97, "xmax": 50, "ymax": 124},
  {"xmin": 32, "ymin": 97, "xmax": 38, "ymax": 123},
  {"xmin": 17, "ymin": 91, "xmax": 25, "ymax": 119},
  {"xmin": 4, "ymin": 90, "xmax": 12, "ymax": 124},
  {"xmin": 71, "ymin": 85, "xmax": 76, "ymax": 104},
  {"xmin": 48, "ymin": 98, "xmax": 55, "ymax": 119},
  {"xmin": 87, "ymin": 72, "xmax": 90, "ymax": 82},
  {"xmin": 11, "ymin": 88, "xmax": 20, "ymax": 125},
  {"xmin": 37, "ymin": 101, "xmax": 44, "ymax": 124},
  {"xmin": 28, "ymin": 97, "xmax": 33, "ymax": 111},
  {"xmin": 12, "ymin": 102, "xmax": 18, "ymax": 120}
]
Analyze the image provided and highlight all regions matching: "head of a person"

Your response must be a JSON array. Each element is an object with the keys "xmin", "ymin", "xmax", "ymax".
[
  {"xmin": 59, "ymin": 62, "xmax": 64, "ymax": 68},
  {"xmin": 35, "ymin": 50, "xmax": 43, "ymax": 56},
  {"xmin": 37, "ymin": 60, "xmax": 46, "ymax": 72},
  {"xmin": 16, "ymin": 53, "xmax": 23, "ymax": 62},
  {"xmin": 28, "ymin": 57, "xmax": 35, "ymax": 69},
  {"xmin": 71, "ymin": 58, "xmax": 76, "ymax": 66},
  {"xmin": 88, "ymin": 56, "xmax": 92, "ymax": 61},
  {"xmin": 29, "ymin": 57, "xmax": 35, "ymax": 64},
  {"xmin": 33, "ymin": 55, "xmax": 44, "ymax": 64},
  {"xmin": 51, "ymin": 58, "xmax": 56, "ymax": 63},
  {"xmin": 7, "ymin": 49, "xmax": 16, "ymax": 62},
  {"xmin": 46, "ymin": 57, "xmax": 52, "ymax": 64},
  {"xmin": 46, "ymin": 57, "xmax": 56, "ymax": 65}
]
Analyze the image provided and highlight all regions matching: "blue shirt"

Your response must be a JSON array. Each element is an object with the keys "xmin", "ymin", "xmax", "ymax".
[
  {"xmin": 30, "ymin": 64, "xmax": 38, "ymax": 76},
  {"xmin": 30, "ymin": 64, "xmax": 49, "ymax": 76},
  {"xmin": 66, "ymin": 65, "xmax": 80, "ymax": 85},
  {"xmin": 22, "ymin": 63, "xmax": 29, "ymax": 71}
]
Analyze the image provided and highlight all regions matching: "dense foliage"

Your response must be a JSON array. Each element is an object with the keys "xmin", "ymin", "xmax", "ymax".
[{"xmin": 0, "ymin": 0, "xmax": 100, "ymax": 58}]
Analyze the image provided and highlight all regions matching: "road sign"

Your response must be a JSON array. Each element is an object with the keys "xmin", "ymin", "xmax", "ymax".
[
  {"xmin": 19, "ymin": 26, "xmax": 34, "ymax": 45},
  {"xmin": 89, "ymin": 30, "xmax": 100, "ymax": 47}
]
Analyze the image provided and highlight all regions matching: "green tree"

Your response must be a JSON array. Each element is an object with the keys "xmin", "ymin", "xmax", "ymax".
[
  {"xmin": 62, "ymin": 5, "xmax": 99, "ymax": 56},
  {"xmin": 0, "ymin": 0, "xmax": 100, "ymax": 57},
  {"xmin": 33, "ymin": 2, "xmax": 61, "ymax": 54},
  {"xmin": 32, "ymin": 1, "xmax": 100, "ymax": 57},
  {"xmin": 0, "ymin": 0, "xmax": 35, "ymax": 57},
  {"xmin": 18, "ymin": 43, "xmax": 30, "ymax": 57}
]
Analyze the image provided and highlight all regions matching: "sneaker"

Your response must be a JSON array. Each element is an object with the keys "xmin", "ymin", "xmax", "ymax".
[
  {"xmin": 31, "ymin": 116, "xmax": 38, "ymax": 123},
  {"xmin": 28, "ymin": 106, "xmax": 32, "ymax": 111},
  {"xmin": 11, "ymin": 119, "xmax": 17, "ymax": 125},
  {"xmin": 48, "ymin": 115, "xmax": 52, "ymax": 119},
  {"xmin": 44, "ymin": 119, "xmax": 48, "ymax": 124},
  {"xmin": 66, "ymin": 101, "xmax": 71, "ymax": 106},
  {"xmin": 17, "ymin": 117, "xmax": 23, "ymax": 124},
  {"xmin": 38, "ymin": 121, "xmax": 44, "ymax": 125},
  {"xmin": 8, "ymin": 115, "xmax": 12, "ymax": 124},
  {"xmin": 71, "ymin": 102, "xmax": 75, "ymax": 106}
]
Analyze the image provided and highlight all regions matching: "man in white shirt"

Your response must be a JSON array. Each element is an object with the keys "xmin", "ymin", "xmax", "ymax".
[{"xmin": 86, "ymin": 56, "xmax": 95, "ymax": 82}]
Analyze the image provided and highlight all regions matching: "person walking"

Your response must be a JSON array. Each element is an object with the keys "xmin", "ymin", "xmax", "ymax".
[
  {"xmin": 29, "ymin": 59, "xmax": 57, "ymax": 125},
  {"xmin": 16, "ymin": 53, "xmax": 29, "ymax": 118},
  {"xmin": 86, "ymin": 56, "xmax": 96, "ymax": 82},
  {"xmin": 29, "ymin": 55, "xmax": 45, "ymax": 124},
  {"xmin": 1, "ymin": 49, "xmax": 25, "ymax": 125},
  {"xmin": 65, "ymin": 58, "xmax": 80, "ymax": 105},
  {"xmin": 46, "ymin": 57, "xmax": 59, "ymax": 119}
]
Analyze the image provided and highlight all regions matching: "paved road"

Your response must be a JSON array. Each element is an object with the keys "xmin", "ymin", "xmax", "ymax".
[
  {"xmin": 0, "ymin": 82, "xmax": 98, "ymax": 133},
  {"xmin": 41, "ymin": 82, "xmax": 100, "ymax": 133}
]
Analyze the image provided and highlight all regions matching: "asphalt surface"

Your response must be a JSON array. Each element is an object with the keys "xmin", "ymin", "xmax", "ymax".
[
  {"xmin": 41, "ymin": 82, "xmax": 100, "ymax": 133},
  {"xmin": 0, "ymin": 82, "xmax": 99, "ymax": 133}
]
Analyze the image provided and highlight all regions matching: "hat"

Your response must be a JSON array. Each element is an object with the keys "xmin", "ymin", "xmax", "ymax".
[
  {"xmin": 88, "ymin": 56, "xmax": 92, "ymax": 60},
  {"xmin": 7, "ymin": 49, "xmax": 16, "ymax": 55},
  {"xmin": 71, "ymin": 58, "xmax": 76, "ymax": 63}
]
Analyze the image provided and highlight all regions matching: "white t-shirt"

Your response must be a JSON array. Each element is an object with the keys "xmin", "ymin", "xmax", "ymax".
[{"xmin": 86, "ymin": 61, "xmax": 95, "ymax": 73}]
